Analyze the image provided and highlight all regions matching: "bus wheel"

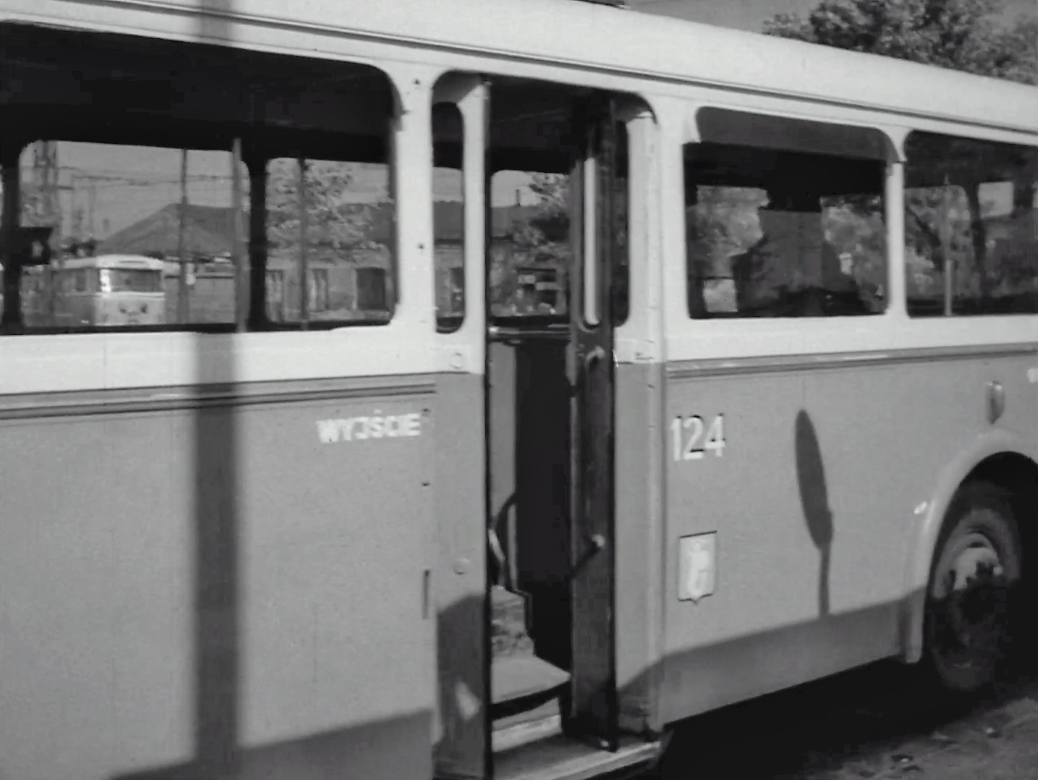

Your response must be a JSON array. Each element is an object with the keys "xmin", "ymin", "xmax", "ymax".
[{"xmin": 923, "ymin": 481, "xmax": 1023, "ymax": 696}]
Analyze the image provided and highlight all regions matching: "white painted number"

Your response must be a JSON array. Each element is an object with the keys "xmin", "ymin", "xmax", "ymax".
[{"xmin": 671, "ymin": 414, "xmax": 725, "ymax": 462}]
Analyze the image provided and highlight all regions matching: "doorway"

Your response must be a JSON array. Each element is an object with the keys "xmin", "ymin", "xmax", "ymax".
[{"xmin": 485, "ymin": 86, "xmax": 628, "ymax": 759}]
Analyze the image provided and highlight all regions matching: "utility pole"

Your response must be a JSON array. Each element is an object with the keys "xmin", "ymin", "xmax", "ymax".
[
  {"xmin": 298, "ymin": 158, "xmax": 309, "ymax": 325},
  {"xmin": 941, "ymin": 175, "xmax": 955, "ymax": 317},
  {"xmin": 177, "ymin": 149, "xmax": 190, "ymax": 324},
  {"xmin": 70, "ymin": 174, "xmax": 84, "ymax": 245},
  {"xmin": 30, "ymin": 141, "xmax": 61, "ymax": 232},
  {"xmin": 31, "ymin": 141, "xmax": 62, "ymax": 321},
  {"xmin": 88, "ymin": 179, "xmax": 97, "ymax": 241}
]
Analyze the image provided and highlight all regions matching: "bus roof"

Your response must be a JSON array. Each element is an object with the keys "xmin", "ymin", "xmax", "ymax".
[
  {"xmin": 25, "ymin": 0, "xmax": 1030, "ymax": 137},
  {"xmin": 61, "ymin": 254, "xmax": 166, "ymax": 271}
]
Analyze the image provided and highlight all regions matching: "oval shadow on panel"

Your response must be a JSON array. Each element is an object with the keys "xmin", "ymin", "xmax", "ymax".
[{"xmin": 795, "ymin": 409, "xmax": 834, "ymax": 617}]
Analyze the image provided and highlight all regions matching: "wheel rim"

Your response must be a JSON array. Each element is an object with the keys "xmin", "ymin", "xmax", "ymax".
[{"xmin": 929, "ymin": 530, "xmax": 1010, "ymax": 680}]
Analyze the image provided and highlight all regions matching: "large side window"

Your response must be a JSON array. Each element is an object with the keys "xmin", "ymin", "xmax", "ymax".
[
  {"xmin": 904, "ymin": 133, "xmax": 1037, "ymax": 316},
  {"xmin": 684, "ymin": 109, "xmax": 888, "ymax": 319},
  {"xmin": 0, "ymin": 23, "xmax": 395, "ymax": 334}
]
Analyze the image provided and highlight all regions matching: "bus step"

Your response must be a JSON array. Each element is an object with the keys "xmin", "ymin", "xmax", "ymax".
[
  {"xmin": 493, "ymin": 654, "xmax": 570, "ymax": 707},
  {"xmin": 493, "ymin": 706, "xmax": 563, "ymax": 753},
  {"xmin": 495, "ymin": 735, "xmax": 661, "ymax": 780}
]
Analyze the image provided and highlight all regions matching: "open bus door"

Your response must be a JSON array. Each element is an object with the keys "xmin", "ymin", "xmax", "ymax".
[
  {"xmin": 566, "ymin": 99, "xmax": 619, "ymax": 750},
  {"xmin": 480, "ymin": 90, "xmax": 651, "ymax": 779}
]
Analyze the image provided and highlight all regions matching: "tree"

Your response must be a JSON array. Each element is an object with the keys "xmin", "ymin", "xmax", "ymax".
[
  {"xmin": 508, "ymin": 173, "xmax": 570, "ymax": 251},
  {"xmin": 265, "ymin": 159, "xmax": 377, "ymax": 258},
  {"xmin": 764, "ymin": 0, "xmax": 1037, "ymax": 85},
  {"xmin": 763, "ymin": 0, "xmax": 1038, "ymax": 309}
]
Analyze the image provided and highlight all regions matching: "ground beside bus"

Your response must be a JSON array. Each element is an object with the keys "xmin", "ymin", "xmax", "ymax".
[{"xmin": 650, "ymin": 663, "xmax": 1038, "ymax": 779}]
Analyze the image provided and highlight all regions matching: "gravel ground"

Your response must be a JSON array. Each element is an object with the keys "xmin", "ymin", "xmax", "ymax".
[{"xmin": 647, "ymin": 663, "xmax": 1038, "ymax": 780}]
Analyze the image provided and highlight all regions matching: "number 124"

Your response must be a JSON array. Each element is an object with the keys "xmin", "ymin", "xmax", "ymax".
[{"xmin": 671, "ymin": 414, "xmax": 725, "ymax": 461}]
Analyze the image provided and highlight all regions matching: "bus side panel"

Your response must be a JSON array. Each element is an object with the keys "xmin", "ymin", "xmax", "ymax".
[
  {"xmin": 0, "ymin": 381, "xmax": 436, "ymax": 780},
  {"xmin": 659, "ymin": 352, "xmax": 1038, "ymax": 724},
  {"xmin": 0, "ymin": 408, "xmax": 194, "ymax": 780},
  {"xmin": 614, "ymin": 361, "xmax": 665, "ymax": 735},
  {"xmin": 658, "ymin": 355, "xmax": 1036, "ymax": 724},
  {"xmin": 234, "ymin": 387, "xmax": 436, "ymax": 769}
]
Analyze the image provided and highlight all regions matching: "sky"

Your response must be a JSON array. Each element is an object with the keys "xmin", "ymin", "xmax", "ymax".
[{"xmin": 13, "ymin": 0, "xmax": 1036, "ymax": 242}]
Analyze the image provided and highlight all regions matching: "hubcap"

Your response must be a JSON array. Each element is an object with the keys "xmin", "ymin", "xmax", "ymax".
[{"xmin": 932, "ymin": 532, "xmax": 1007, "ymax": 671}]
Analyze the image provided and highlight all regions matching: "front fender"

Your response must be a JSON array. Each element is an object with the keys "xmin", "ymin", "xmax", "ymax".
[{"xmin": 898, "ymin": 427, "xmax": 1033, "ymax": 664}]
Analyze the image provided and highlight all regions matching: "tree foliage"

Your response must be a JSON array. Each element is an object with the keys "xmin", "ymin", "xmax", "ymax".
[
  {"xmin": 763, "ymin": 0, "xmax": 1037, "ymax": 85},
  {"xmin": 509, "ymin": 173, "xmax": 570, "ymax": 251},
  {"xmin": 265, "ymin": 159, "xmax": 377, "ymax": 259},
  {"xmin": 759, "ymin": 0, "xmax": 1037, "ymax": 311}
]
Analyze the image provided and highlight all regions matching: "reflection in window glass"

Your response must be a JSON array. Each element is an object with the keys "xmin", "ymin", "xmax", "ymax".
[
  {"xmin": 904, "ymin": 133, "xmax": 1037, "ymax": 316},
  {"xmin": 265, "ymin": 158, "xmax": 392, "ymax": 325},
  {"xmin": 684, "ymin": 121, "xmax": 887, "ymax": 318}
]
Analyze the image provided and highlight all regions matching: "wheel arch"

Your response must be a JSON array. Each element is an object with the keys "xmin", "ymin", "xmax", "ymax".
[{"xmin": 898, "ymin": 429, "xmax": 1038, "ymax": 664}]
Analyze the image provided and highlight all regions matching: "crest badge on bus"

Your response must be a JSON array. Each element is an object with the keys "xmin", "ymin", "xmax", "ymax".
[{"xmin": 678, "ymin": 532, "xmax": 717, "ymax": 603}]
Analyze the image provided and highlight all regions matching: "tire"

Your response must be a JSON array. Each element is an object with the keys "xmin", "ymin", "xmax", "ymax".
[{"xmin": 921, "ymin": 481, "xmax": 1023, "ymax": 696}]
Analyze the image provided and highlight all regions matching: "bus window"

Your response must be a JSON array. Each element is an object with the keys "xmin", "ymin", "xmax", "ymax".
[
  {"xmin": 489, "ymin": 170, "xmax": 572, "ymax": 321},
  {"xmin": 99, "ymin": 268, "xmax": 163, "ymax": 294},
  {"xmin": 433, "ymin": 101, "xmax": 465, "ymax": 333},
  {"xmin": 904, "ymin": 134, "xmax": 1037, "ymax": 316},
  {"xmin": 684, "ymin": 109, "xmax": 888, "ymax": 319},
  {"xmin": 489, "ymin": 137, "xmax": 629, "ymax": 325},
  {"xmin": 68, "ymin": 269, "xmax": 90, "ymax": 294},
  {"xmin": 0, "ymin": 33, "xmax": 396, "ymax": 334}
]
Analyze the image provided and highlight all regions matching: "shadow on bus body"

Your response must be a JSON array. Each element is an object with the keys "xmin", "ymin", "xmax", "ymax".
[
  {"xmin": 112, "ymin": 710, "xmax": 433, "ymax": 780},
  {"xmin": 107, "ymin": 593, "xmax": 936, "ymax": 780},
  {"xmin": 795, "ymin": 409, "xmax": 835, "ymax": 617}
]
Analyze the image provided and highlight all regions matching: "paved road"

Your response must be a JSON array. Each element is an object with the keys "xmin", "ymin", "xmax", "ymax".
[{"xmin": 645, "ymin": 663, "xmax": 1038, "ymax": 779}]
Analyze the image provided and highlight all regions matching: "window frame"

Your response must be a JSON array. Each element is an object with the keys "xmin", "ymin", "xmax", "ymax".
[
  {"xmin": 681, "ymin": 109, "xmax": 891, "ymax": 322},
  {"xmin": 902, "ymin": 130, "xmax": 1038, "ymax": 318},
  {"xmin": 0, "ymin": 31, "xmax": 402, "ymax": 336}
]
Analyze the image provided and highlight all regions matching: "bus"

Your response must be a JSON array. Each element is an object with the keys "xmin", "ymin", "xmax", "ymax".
[
  {"xmin": 3, "ymin": 254, "xmax": 166, "ymax": 328},
  {"xmin": 0, "ymin": 1, "xmax": 1035, "ymax": 779},
  {"xmin": 55, "ymin": 254, "xmax": 166, "ymax": 327}
]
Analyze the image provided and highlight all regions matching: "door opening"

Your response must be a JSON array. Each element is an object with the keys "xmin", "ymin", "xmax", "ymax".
[{"xmin": 484, "ymin": 85, "xmax": 627, "ymax": 765}]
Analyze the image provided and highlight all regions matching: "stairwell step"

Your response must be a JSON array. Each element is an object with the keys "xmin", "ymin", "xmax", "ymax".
[{"xmin": 492, "ymin": 654, "xmax": 571, "ymax": 706}]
